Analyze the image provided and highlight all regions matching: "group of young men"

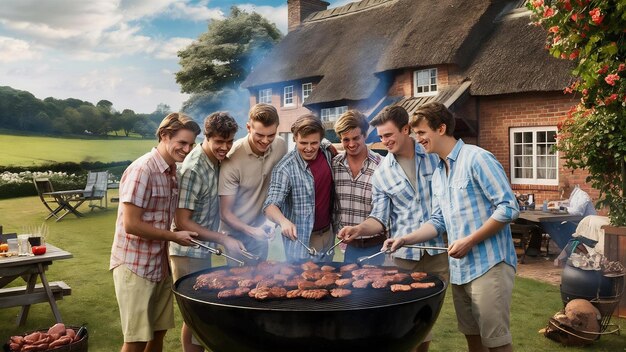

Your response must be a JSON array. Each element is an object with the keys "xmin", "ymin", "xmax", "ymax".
[{"xmin": 109, "ymin": 101, "xmax": 520, "ymax": 352}]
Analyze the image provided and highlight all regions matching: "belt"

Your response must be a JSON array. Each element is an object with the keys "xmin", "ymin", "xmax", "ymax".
[
  {"xmin": 311, "ymin": 225, "xmax": 331, "ymax": 236},
  {"xmin": 349, "ymin": 234, "xmax": 387, "ymax": 248}
]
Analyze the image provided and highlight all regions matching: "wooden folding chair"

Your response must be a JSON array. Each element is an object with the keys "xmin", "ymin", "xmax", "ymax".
[{"xmin": 33, "ymin": 178, "xmax": 63, "ymax": 220}]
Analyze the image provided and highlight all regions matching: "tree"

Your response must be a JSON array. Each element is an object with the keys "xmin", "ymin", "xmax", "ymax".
[
  {"xmin": 528, "ymin": 0, "xmax": 626, "ymax": 225},
  {"xmin": 176, "ymin": 6, "xmax": 282, "ymax": 94}
]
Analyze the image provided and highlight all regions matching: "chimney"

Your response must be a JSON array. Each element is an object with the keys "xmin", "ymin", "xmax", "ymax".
[{"xmin": 287, "ymin": 0, "xmax": 330, "ymax": 32}]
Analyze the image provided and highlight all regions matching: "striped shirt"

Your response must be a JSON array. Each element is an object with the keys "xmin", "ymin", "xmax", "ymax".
[
  {"xmin": 263, "ymin": 139, "xmax": 336, "ymax": 261},
  {"xmin": 170, "ymin": 144, "xmax": 220, "ymax": 259},
  {"xmin": 332, "ymin": 150, "xmax": 383, "ymax": 238},
  {"xmin": 110, "ymin": 148, "xmax": 178, "ymax": 282},
  {"xmin": 369, "ymin": 141, "xmax": 445, "ymax": 260},
  {"xmin": 427, "ymin": 139, "xmax": 519, "ymax": 285}
]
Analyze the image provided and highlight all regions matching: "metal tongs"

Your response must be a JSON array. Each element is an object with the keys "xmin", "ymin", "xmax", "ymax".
[
  {"xmin": 356, "ymin": 244, "xmax": 449, "ymax": 264},
  {"xmin": 404, "ymin": 245, "xmax": 449, "ymax": 251},
  {"xmin": 356, "ymin": 249, "xmax": 388, "ymax": 264},
  {"xmin": 296, "ymin": 237, "xmax": 318, "ymax": 256},
  {"xmin": 320, "ymin": 238, "xmax": 345, "ymax": 259},
  {"xmin": 190, "ymin": 239, "xmax": 245, "ymax": 266}
]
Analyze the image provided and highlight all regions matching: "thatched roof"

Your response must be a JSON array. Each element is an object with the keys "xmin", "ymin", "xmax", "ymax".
[
  {"xmin": 242, "ymin": 0, "xmax": 573, "ymax": 103},
  {"xmin": 242, "ymin": 0, "xmax": 506, "ymax": 104},
  {"xmin": 464, "ymin": 14, "xmax": 574, "ymax": 95}
]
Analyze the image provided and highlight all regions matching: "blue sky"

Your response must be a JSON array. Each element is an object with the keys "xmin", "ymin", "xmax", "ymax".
[{"xmin": 0, "ymin": 0, "xmax": 348, "ymax": 113}]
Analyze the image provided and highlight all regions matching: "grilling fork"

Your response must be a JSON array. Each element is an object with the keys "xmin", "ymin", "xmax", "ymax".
[
  {"xmin": 320, "ymin": 239, "xmax": 345, "ymax": 259},
  {"xmin": 190, "ymin": 239, "xmax": 245, "ymax": 266},
  {"xmin": 296, "ymin": 237, "xmax": 318, "ymax": 256}
]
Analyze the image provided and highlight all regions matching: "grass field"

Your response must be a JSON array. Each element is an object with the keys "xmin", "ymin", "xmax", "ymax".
[
  {"xmin": 0, "ymin": 134, "xmax": 156, "ymax": 167},
  {"xmin": 0, "ymin": 195, "xmax": 624, "ymax": 351}
]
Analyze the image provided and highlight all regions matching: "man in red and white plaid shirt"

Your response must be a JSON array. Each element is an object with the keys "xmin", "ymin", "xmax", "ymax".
[{"xmin": 110, "ymin": 112, "xmax": 201, "ymax": 352}]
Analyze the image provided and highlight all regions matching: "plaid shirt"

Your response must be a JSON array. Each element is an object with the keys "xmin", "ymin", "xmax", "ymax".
[
  {"xmin": 170, "ymin": 144, "xmax": 219, "ymax": 259},
  {"xmin": 110, "ymin": 148, "xmax": 178, "ymax": 282},
  {"xmin": 369, "ymin": 141, "xmax": 445, "ymax": 261},
  {"xmin": 263, "ymin": 139, "xmax": 335, "ymax": 261},
  {"xmin": 427, "ymin": 140, "xmax": 519, "ymax": 285},
  {"xmin": 332, "ymin": 150, "xmax": 383, "ymax": 238}
]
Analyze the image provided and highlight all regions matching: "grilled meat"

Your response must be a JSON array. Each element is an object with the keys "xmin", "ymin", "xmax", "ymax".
[
  {"xmin": 314, "ymin": 277, "xmax": 336, "ymax": 289},
  {"xmin": 411, "ymin": 272, "xmax": 428, "ymax": 281},
  {"xmin": 410, "ymin": 282, "xmax": 435, "ymax": 289},
  {"xmin": 371, "ymin": 278, "xmax": 392, "ymax": 289},
  {"xmin": 352, "ymin": 279, "xmax": 372, "ymax": 289},
  {"xmin": 339, "ymin": 263, "xmax": 359, "ymax": 272},
  {"xmin": 330, "ymin": 288, "xmax": 352, "ymax": 298},
  {"xmin": 301, "ymin": 261, "xmax": 320, "ymax": 271},
  {"xmin": 390, "ymin": 284, "xmax": 412, "ymax": 292},
  {"xmin": 287, "ymin": 289, "xmax": 302, "ymax": 298},
  {"xmin": 301, "ymin": 270, "xmax": 324, "ymax": 281},
  {"xmin": 297, "ymin": 280, "xmax": 317, "ymax": 290},
  {"xmin": 300, "ymin": 289, "xmax": 329, "ymax": 300},
  {"xmin": 320, "ymin": 265, "xmax": 336, "ymax": 272},
  {"xmin": 335, "ymin": 278, "xmax": 354, "ymax": 287}
]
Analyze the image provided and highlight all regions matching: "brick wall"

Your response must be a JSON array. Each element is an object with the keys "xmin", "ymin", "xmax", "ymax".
[
  {"xmin": 477, "ymin": 92, "xmax": 600, "ymax": 207},
  {"xmin": 388, "ymin": 66, "xmax": 451, "ymax": 97}
]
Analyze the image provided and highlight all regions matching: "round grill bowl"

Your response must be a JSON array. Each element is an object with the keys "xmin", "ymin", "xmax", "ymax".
[{"xmin": 173, "ymin": 263, "xmax": 447, "ymax": 352}]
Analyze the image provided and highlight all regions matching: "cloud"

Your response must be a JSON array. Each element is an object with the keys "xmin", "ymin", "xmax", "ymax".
[
  {"xmin": 155, "ymin": 37, "xmax": 195, "ymax": 59},
  {"xmin": 0, "ymin": 36, "xmax": 41, "ymax": 62},
  {"xmin": 169, "ymin": 1, "xmax": 225, "ymax": 21},
  {"xmin": 238, "ymin": 4, "xmax": 288, "ymax": 34}
]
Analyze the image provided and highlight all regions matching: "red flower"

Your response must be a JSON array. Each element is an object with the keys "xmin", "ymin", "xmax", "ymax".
[
  {"xmin": 604, "ymin": 94, "xmax": 618, "ymax": 105},
  {"xmin": 532, "ymin": 0, "xmax": 544, "ymax": 8},
  {"xmin": 549, "ymin": 26, "xmax": 559, "ymax": 33},
  {"xmin": 589, "ymin": 8, "xmax": 604, "ymax": 25},
  {"xmin": 618, "ymin": 64, "xmax": 626, "ymax": 72},
  {"xmin": 544, "ymin": 6, "xmax": 555, "ymax": 18},
  {"xmin": 597, "ymin": 65, "xmax": 609, "ymax": 74},
  {"xmin": 582, "ymin": 89, "xmax": 588, "ymax": 96},
  {"xmin": 564, "ymin": 0, "xmax": 573, "ymax": 11},
  {"xmin": 569, "ymin": 49, "xmax": 579, "ymax": 59},
  {"xmin": 605, "ymin": 74, "xmax": 620, "ymax": 86},
  {"xmin": 571, "ymin": 13, "xmax": 584, "ymax": 21}
]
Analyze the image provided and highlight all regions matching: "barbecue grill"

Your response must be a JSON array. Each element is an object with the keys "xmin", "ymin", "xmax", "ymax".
[{"xmin": 173, "ymin": 262, "xmax": 447, "ymax": 352}]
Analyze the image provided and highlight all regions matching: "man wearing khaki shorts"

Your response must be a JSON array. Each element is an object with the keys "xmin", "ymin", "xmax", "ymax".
[
  {"xmin": 110, "ymin": 113, "xmax": 201, "ymax": 352},
  {"xmin": 386, "ymin": 102, "xmax": 519, "ymax": 352},
  {"xmin": 170, "ymin": 111, "xmax": 245, "ymax": 352}
]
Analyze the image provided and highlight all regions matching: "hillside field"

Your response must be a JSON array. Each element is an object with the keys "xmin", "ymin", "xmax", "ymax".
[{"xmin": 0, "ymin": 134, "xmax": 157, "ymax": 167}]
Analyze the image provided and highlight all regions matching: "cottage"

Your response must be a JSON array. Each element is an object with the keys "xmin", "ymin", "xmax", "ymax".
[{"xmin": 241, "ymin": 0, "xmax": 591, "ymax": 203}]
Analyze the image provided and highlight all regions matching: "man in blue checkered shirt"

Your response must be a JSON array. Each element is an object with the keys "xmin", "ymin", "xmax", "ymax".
[
  {"xmin": 264, "ymin": 114, "xmax": 336, "ymax": 262},
  {"xmin": 386, "ymin": 102, "xmax": 519, "ymax": 352}
]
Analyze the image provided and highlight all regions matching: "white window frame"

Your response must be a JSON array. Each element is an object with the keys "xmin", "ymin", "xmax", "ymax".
[
  {"xmin": 320, "ymin": 106, "xmax": 348, "ymax": 122},
  {"xmin": 510, "ymin": 126, "xmax": 559, "ymax": 185},
  {"xmin": 302, "ymin": 83, "xmax": 312, "ymax": 101},
  {"xmin": 283, "ymin": 85, "xmax": 294, "ymax": 106},
  {"xmin": 279, "ymin": 132, "xmax": 295, "ymax": 151},
  {"xmin": 259, "ymin": 88, "xmax": 271, "ymax": 104},
  {"xmin": 413, "ymin": 68, "xmax": 438, "ymax": 97}
]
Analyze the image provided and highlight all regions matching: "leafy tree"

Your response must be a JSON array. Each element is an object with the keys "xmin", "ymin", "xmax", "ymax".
[
  {"xmin": 528, "ymin": 0, "xmax": 626, "ymax": 225},
  {"xmin": 176, "ymin": 6, "xmax": 282, "ymax": 94},
  {"xmin": 96, "ymin": 100, "xmax": 114, "ymax": 112}
]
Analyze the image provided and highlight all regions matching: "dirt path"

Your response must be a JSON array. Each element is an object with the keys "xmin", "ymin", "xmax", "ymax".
[{"xmin": 516, "ymin": 241, "xmax": 563, "ymax": 286}]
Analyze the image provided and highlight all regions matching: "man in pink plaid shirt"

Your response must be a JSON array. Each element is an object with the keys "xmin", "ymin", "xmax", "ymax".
[{"xmin": 110, "ymin": 112, "xmax": 201, "ymax": 352}]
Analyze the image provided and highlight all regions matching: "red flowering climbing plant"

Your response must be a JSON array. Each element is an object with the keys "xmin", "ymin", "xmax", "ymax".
[{"xmin": 528, "ymin": 0, "xmax": 626, "ymax": 225}]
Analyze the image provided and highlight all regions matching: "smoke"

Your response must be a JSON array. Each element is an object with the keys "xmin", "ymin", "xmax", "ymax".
[{"xmin": 181, "ymin": 88, "xmax": 250, "ymax": 138}]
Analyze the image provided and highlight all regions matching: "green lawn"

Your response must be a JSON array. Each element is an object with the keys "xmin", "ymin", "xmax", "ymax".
[
  {"xmin": 0, "ymin": 194, "xmax": 624, "ymax": 351},
  {"xmin": 0, "ymin": 134, "xmax": 156, "ymax": 166}
]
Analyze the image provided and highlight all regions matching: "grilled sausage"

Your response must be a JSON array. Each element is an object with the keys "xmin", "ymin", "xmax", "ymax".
[{"xmin": 410, "ymin": 282, "xmax": 436, "ymax": 289}]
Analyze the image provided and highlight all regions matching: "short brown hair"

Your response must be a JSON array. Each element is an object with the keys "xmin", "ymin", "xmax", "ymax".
[
  {"xmin": 291, "ymin": 114, "xmax": 324, "ymax": 139},
  {"xmin": 410, "ymin": 102, "xmax": 455, "ymax": 136},
  {"xmin": 370, "ymin": 106, "xmax": 408, "ymax": 130},
  {"xmin": 156, "ymin": 112, "xmax": 201, "ymax": 141},
  {"xmin": 249, "ymin": 103, "xmax": 279, "ymax": 126},
  {"xmin": 334, "ymin": 110, "xmax": 369, "ymax": 138},
  {"xmin": 204, "ymin": 111, "xmax": 239, "ymax": 139}
]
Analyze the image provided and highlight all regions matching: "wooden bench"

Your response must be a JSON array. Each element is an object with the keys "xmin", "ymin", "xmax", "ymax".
[{"xmin": 0, "ymin": 281, "xmax": 71, "ymax": 308}]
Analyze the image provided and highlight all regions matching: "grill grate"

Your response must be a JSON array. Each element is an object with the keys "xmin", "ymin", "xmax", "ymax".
[{"xmin": 174, "ymin": 263, "xmax": 445, "ymax": 311}]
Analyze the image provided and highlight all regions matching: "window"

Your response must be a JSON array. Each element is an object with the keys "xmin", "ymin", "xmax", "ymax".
[
  {"xmin": 259, "ymin": 88, "xmax": 271, "ymax": 104},
  {"xmin": 279, "ymin": 132, "xmax": 295, "ymax": 151},
  {"xmin": 413, "ymin": 68, "xmax": 438, "ymax": 96},
  {"xmin": 283, "ymin": 86, "xmax": 294, "ymax": 106},
  {"xmin": 510, "ymin": 127, "xmax": 558, "ymax": 185},
  {"xmin": 320, "ymin": 106, "xmax": 348, "ymax": 122},
  {"xmin": 302, "ymin": 83, "xmax": 312, "ymax": 100}
]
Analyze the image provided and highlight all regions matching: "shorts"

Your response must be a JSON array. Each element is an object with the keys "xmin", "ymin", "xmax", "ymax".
[
  {"xmin": 452, "ymin": 261, "xmax": 515, "ymax": 348},
  {"xmin": 170, "ymin": 255, "xmax": 212, "ymax": 282},
  {"xmin": 112, "ymin": 265, "xmax": 174, "ymax": 342}
]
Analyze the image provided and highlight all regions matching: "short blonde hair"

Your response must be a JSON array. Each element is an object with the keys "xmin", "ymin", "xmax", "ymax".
[
  {"xmin": 156, "ymin": 112, "xmax": 201, "ymax": 141},
  {"xmin": 249, "ymin": 103, "xmax": 279, "ymax": 126},
  {"xmin": 334, "ymin": 109, "xmax": 369, "ymax": 138},
  {"xmin": 291, "ymin": 114, "xmax": 324, "ymax": 138}
]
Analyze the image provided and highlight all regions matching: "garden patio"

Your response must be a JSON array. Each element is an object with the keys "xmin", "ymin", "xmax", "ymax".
[{"xmin": 0, "ymin": 192, "xmax": 624, "ymax": 351}]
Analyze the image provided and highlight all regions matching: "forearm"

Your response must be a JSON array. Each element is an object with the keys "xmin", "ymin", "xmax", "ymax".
[
  {"xmin": 356, "ymin": 218, "xmax": 385, "ymax": 237},
  {"xmin": 220, "ymin": 207, "xmax": 255, "ymax": 235},
  {"xmin": 402, "ymin": 223, "xmax": 438, "ymax": 244},
  {"xmin": 124, "ymin": 218, "xmax": 175, "ymax": 242},
  {"xmin": 466, "ymin": 217, "xmax": 507, "ymax": 245},
  {"xmin": 176, "ymin": 217, "xmax": 226, "ymax": 245},
  {"xmin": 265, "ymin": 204, "xmax": 289, "ymax": 225}
]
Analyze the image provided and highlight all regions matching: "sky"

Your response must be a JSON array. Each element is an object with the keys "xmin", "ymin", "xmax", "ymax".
[{"xmin": 0, "ymin": 0, "xmax": 350, "ymax": 114}]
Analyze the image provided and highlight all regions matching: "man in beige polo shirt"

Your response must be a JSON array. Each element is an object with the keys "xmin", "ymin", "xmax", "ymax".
[{"xmin": 219, "ymin": 103, "xmax": 287, "ymax": 263}]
